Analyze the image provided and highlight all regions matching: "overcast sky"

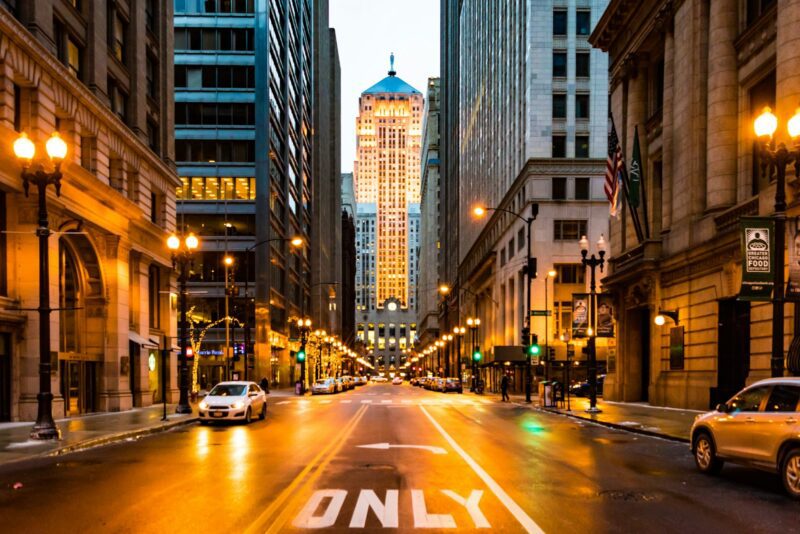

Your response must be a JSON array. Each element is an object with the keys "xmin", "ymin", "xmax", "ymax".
[{"xmin": 330, "ymin": 0, "xmax": 440, "ymax": 173}]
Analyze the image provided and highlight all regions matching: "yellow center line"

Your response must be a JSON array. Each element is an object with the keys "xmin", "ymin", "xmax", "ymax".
[{"xmin": 243, "ymin": 404, "xmax": 369, "ymax": 534}]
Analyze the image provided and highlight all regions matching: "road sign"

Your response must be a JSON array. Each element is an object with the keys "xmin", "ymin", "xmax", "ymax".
[{"xmin": 529, "ymin": 310, "xmax": 552, "ymax": 316}]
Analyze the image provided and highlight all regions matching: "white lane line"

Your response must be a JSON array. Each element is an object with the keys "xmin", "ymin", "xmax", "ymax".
[
  {"xmin": 320, "ymin": 400, "xmax": 332, "ymax": 404},
  {"xmin": 380, "ymin": 399, "xmax": 392, "ymax": 404},
  {"xmin": 383, "ymin": 393, "xmax": 391, "ymax": 396},
  {"xmin": 361, "ymin": 400, "xmax": 373, "ymax": 404},
  {"xmin": 340, "ymin": 400, "xmax": 352, "ymax": 404},
  {"xmin": 419, "ymin": 406, "xmax": 544, "ymax": 534},
  {"xmin": 402, "ymin": 399, "xmax": 413, "ymax": 405},
  {"xmin": 277, "ymin": 401, "xmax": 291, "ymax": 405}
]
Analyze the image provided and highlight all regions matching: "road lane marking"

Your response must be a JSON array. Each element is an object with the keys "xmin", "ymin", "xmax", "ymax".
[
  {"xmin": 361, "ymin": 400, "xmax": 373, "ymax": 403},
  {"xmin": 341, "ymin": 400, "xmax": 352, "ymax": 404},
  {"xmin": 348, "ymin": 490, "xmax": 399, "ymax": 528},
  {"xmin": 244, "ymin": 405, "xmax": 368, "ymax": 534},
  {"xmin": 263, "ymin": 406, "xmax": 370, "ymax": 534},
  {"xmin": 292, "ymin": 489, "xmax": 347, "ymax": 529},
  {"xmin": 320, "ymin": 400, "xmax": 332, "ymax": 404},
  {"xmin": 411, "ymin": 489, "xmax": 456, "ymax": 528},
  {"xmin": 442, "ymin": 489, "xmax": 490, "ymax": 528},
  {"xmin": 276, "ymin": 401, "xmax": 290, "ymax": 405},
  {"xmin": 419, "ymin": 406, "xmax": 544, "ymax": 534},
  {"xmin": 402, "ymin": 399, "xmax": 413, "ymax": 404},
  {"xmin": 356, "ymin": 442, "xmax": 447, "ymax": 455},
  {"xmin": 381, "ymin": 399, "xmax": 392, "ymax": 404}
]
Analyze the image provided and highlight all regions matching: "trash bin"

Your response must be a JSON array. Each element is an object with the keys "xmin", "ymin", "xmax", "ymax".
[
  {"xmin": 295, "ymin": 381, "xmax": 303, "ymax": 395},
  {"xmin": 540, "ymin": 381, "xmax": 555, "ymax": 408}
]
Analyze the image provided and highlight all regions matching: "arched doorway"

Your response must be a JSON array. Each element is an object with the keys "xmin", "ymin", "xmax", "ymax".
[{"xmin": 58, "ymin": 233, "xmax": 104, "ymax": 416}]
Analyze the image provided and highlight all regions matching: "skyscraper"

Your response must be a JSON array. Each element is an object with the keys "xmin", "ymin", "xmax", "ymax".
[{"xmin": 354, "ymin": 57, "xmax": 421, "ymax": 371}]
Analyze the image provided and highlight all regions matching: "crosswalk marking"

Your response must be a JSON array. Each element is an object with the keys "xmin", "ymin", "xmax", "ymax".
[
  {"xmin": 341, "ymin": 400, "xmax": 352, "ymax": 404},
  {"xmin": 381, "ymin": 399, "xmax": 392, "ymax": 404},
  {"xmin": 320, "ymin": 400, "xmax": 332, "ymax": 404},
  {"xmin": 361, "ymin": 400, "xmax": 373, "ymax": 404}
]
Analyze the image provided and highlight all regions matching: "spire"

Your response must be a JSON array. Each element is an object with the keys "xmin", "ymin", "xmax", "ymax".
[{"xmin": 388, "ymin": 52, "xmax": 396, "ymax": 76}]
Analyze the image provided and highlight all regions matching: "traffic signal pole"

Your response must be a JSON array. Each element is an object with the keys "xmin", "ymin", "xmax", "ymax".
[{"xmin": 524, "ymin": 209, "xmax": 534, "ymax": 403}]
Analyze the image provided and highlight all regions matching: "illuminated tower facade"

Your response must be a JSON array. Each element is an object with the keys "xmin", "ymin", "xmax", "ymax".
[{"xmin": 354, "ymin": 55, "xmax": 422, "ymax": 311}]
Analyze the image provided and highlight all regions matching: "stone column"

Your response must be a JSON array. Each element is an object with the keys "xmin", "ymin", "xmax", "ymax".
[
  {"xmin": 662, "ymin": 26, "xmax": 674, "ymax": 232},
  {"xmin": 776, "ymin": 0, "xmax": 800, "ymax": 118},
  {"xmin": 705, "ymin": 0, "xmax": 738, "ymax": 211}
]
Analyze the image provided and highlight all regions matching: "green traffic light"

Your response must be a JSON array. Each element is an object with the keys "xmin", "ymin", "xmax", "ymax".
[
  {"xmin": 297, "ymin": 349, "xmax": 306, "ymax": 362},
  {"xmin": 472, "ymin": 350, "xmax": 482, "ymax": 362},
  {"xmin": 527, "ymin": 344, "xmax": 540, "ymax": 356}
]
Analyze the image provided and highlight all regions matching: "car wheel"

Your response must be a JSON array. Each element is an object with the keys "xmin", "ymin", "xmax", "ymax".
[
  {"xmin": 693, "ymin": 431, "xmax": 723, "ymax": 475},
  {"xmin": 781, "ymin": 448, "xmax": 800, "ymax": 499},
  {"xmin": 259, "ymin": 403, "xmax": 267, "ymax": 420},
  {"xmin": 199, "ymin": 420, "xmax": 208, "ymax": 425},
  {"xmin": 244, "ymin": 407, "xmax": 252, "ymax": 425}
]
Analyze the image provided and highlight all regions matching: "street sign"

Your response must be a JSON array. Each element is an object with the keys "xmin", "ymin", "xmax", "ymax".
[{"xmin": 529, "ymin": 310, "xmax": 552, "ymax": 316}]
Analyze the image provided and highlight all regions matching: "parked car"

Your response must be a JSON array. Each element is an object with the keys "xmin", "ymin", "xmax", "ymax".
[
  {"xmin": 433, "ymin": 378, "xmax": 446, "ymax": 392},
  {"xmin": 443, "ymin": 378, "xmax": 463, "ymax": 394},
  {"xmin": 198, "ymin": 381, "xmax": 267, "ymax": 424},
  {"xmin": 690, "ymin": 377, "xmax": 800, "ymax": 499},
  {"xmin": 354, "ymin": 376, "xmax": 366, "ymax": 386},
  {"xmin": 392, "ymin": 376, "xmax": 403, "ymax": 385},
  {"xmin": 570, "ymin": 374, "xmax": 606, "ymax": 397},
  {"xmin": 341, "ymin": 376, "xmax": 355, "ymax": 390},
  {"xmin": 372, "ymin": 375, "xmax": 388, "ymax": 383},
  {"xmin": 311, "ymin": 378, "xmax": 336, "ymax": 395}
]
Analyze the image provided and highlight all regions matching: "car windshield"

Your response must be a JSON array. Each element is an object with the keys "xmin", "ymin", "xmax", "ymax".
[
  {"xmin": 209, "ymin": 384, "xmax": 246, "ymax": 397},
  {"xmin": 315, "ymin": 379, "xmax": 329, "ymax": 385}
]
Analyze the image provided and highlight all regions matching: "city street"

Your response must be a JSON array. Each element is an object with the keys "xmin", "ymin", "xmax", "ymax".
[{"xmin": 0, "ymin": 383, "xmax": 796, "ymax": 533}]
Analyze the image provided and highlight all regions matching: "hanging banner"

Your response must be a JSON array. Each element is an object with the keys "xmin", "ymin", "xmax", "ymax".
[
  {"xmin": 572, "ymin": 293, "xmax": 589, "ymax": 338},
  {"xmin": 739, "ymin": 217, "xmax": 774, "ymax": 301},
  {"xmin": 596, "ymin": 294, "xmax": 615, "ymax": 338},
  {"xmin": 787, "ymin": 218, "xmax": 800, "ymax": 301}
]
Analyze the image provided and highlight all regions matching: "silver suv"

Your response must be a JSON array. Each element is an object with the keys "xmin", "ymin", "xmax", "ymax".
[{"xmin": 690, "ymin": 378, "xmax": 800, "ymax": 499}]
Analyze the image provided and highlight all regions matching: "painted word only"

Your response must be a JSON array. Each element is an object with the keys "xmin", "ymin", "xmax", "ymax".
[{"xmin": 292, "ymin": 488, "xmax": 491, "ymax": 529}]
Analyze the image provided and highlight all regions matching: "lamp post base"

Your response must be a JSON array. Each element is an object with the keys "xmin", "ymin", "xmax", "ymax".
[
  {"xmin": 175, "ymin": 403, "xmax": 193, "ymax": 415},
  {"xmin": 585, "ymin": 406, "xmax": 602, "ymax": 414},
  {"xmin": 30, "ymin": 392, "xmax": 60, "ymax": 440}
]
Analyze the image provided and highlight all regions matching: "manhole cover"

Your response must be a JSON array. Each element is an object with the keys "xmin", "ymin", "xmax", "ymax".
[{"xmin": 598, "ymin": 490, "xmax": 660, "ymax": 503}]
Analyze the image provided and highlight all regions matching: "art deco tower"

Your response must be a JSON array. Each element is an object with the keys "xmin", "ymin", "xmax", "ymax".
[{"xmin": 354, "ymin": 55, "xmax": 422, "ymax": 310}]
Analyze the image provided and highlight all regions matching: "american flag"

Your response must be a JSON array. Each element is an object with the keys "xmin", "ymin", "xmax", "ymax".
[{"xmin": 605, "ymin": 121, "xmax": 623, "ymax": 217}]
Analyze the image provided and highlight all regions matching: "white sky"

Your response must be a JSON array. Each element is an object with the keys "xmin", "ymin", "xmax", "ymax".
[{"xmin": 329, "ymin": 0, "xmax": 440, "ymax": 173}]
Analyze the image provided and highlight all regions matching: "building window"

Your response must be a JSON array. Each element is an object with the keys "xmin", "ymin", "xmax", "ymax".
[
  {"xmin": 552, "ymin": 177, "xmax": 567, "ymax": 200},
  {"xmin": 13, "ymin": 84, "xmax": 21, "ymax": 132},
  {"xmin": 146, "ymin": 55, "xmax": 157, "ymax": 98},
  {"xmin": 576, "ymin": 94, "xmax": 590, "ymax": 119},
  {"xmin": 147, "ymin": 120, "xmax": 159, "ymax": 153},
  {"xmin": 80, "ymin": 136, "xmax": 96, "ymax": 172},
  {"xmin": 517, "ymin": 228, "xmax": 525, "ymax": 252},
  {"xmin": 145, "ymin": 0, "xmax": 155, "ymax": 32},
  {"xmin": 553, "ymin": 52, "xmax": 567, "ymax": 78},
  {"xmin": 552, "ymin": 135, "xmax": 566, "ymax": 158},
  {"xmin": 576, "ymin": 52, "xmax": 590, "ymax": 78},
  {"xmin": 552, "ymin": 94, "xmax": 566, "ymax": 119},
  {"xmin": 554, "ymin": 220, "xmax": 587, "ymax": 241},
  {"xmin": 67, "ymin": 37, "xmax": 82, "ymax": 78},
  {"xmin": 553, "ymin": 9, "xmax": 567, "ymax": 35},
  {"xmin": 575, "ymin": 177, "xmax": 590, "ymax": 200},
  {"xmin": 554, "ymin": 264, "xmax": 585, "ymax": 284},
  {"xmin": 174, "ymin": 65, "xmax": 255, "ymax": 89},
  {"xmin": 110, "ymin": 9, "xmax": 127, "ymax": 64},
  {"xmin": 108, "ymin": 77, "xmax": 127, "ymax": 122},
  {"xmin": 576, "ymin": 136, "xmax": 590, "ymax": 158},
  {"xmin": 747, "ymin": 0, "xmax": 776, "ymax": 26},
  {"xmin": 576, "ymin": 10, "xmax": 591, "ymax": 35},
  {"xmin": 175, "ymin": 140, "xmax": 255, "ymax": 163},
  {"xmin": 500, "ymin": 247, "xmax": 506, "ymax": 267},
  {"xmin": 148, "ymin": 265, "xmax": 160, "ymax": 329}
]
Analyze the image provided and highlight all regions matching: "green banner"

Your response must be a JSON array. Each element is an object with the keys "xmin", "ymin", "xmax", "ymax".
[{"xmin": 739, "ymin": 217, "xmax": 775, "ymax": 301}]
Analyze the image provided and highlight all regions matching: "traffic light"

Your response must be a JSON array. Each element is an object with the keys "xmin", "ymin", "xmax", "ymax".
[
  {"xmin": 297, "ymin": 344, "xmax": 306, "ymax": 363},
  {"xmin": 472, "ymin": 346, "xmax": 482, "ymax": 362},
  {"xmin": 548, "ymin": 346, "xmax": 556, "ymax": 361},
  {"xmin": 521, "ymin": 327, "xmax": 530, "ymax": 348},
  {"xmin": 526, "ymin": 334, "xmax": 540, "ymax": 357}
]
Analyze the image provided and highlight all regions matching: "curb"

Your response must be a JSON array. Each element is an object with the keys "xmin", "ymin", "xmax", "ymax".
[
  {"xmin": 0, "ymin": 417, "xmax": 198, "ymax": 468},
  {"xmin": 534, "ymin": 406, "xmax": 690, "ymax": 443}
]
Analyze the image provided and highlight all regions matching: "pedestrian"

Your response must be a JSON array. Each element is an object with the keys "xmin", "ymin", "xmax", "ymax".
[
  {"xmin": 259, "ymin": 376, "xmax": 270, "ymax": 394},
  {"xmin": 501, "ymin": 374, "xmax": 510, "ymax": 402}
]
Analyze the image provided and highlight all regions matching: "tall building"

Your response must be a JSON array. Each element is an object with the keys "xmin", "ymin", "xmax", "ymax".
[
  {"xmin": 174, "ymin": 0, "xmax": 325, "ymax": 389},
  {"xmin": 0, "ymin": 1, "xmax": 179, "ymax": 420},
  {"xmin": 417, "ymin": 78, "xmax": 441, "ymax": 349},
  {"xmin": 591, "ymin": 0, "xmax": 800, "ymax": 409},
  {"xmin": 437, "ymin": 1, "xmax": 611, "ymax": 391},
  {"xmin": 354, "ymin": 58, "xmax": 421, "ymax": 371}
]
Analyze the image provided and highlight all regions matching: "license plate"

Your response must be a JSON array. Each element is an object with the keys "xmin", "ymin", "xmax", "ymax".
[{"xmin": 211, "ymin": 411, "xmax": 224, "ymax": 417}]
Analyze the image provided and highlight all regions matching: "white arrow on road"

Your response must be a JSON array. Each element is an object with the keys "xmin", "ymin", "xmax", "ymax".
[{"xmin": 357, "ymin": 443, "xmax": 447, "ymax": 455}]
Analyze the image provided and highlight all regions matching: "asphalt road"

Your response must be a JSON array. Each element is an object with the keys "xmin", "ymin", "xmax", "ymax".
[{"xmin": 0, "ymin": 384, "xmax": 797, "ymax": 533}]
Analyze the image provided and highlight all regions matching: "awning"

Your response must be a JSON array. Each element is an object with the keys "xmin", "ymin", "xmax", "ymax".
[{"xmin": 129, "ymin": 331, "xmax": 159, "ymax": 349}]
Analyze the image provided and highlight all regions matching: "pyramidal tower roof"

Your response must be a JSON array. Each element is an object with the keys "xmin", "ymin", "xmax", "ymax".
[{"xmin": 362, "ymin": 53, "xmax": 421, "ymax": 95}]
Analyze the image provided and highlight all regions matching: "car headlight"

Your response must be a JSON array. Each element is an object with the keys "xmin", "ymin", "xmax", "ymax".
[
  {"xmin": 199, "ymin": 401, "xmax": 208, "ymax": 410},
  {"xmin": 232, "ymin": 401, "xmax": 245, "ymax": 410}
]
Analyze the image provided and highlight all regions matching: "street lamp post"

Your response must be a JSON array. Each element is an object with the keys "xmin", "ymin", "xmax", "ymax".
[
  {"xmin": 242, "ymin": 236, "xmax": 303, "ymax": 383},
  {"xmin": 168, "ymin": 232, "xmax": 200, "ymax": 414},
  {"xmin": 14, "ymin": 132, "xmax": 68, "ymax": 440},
  {"xmin": 754, "ymin": 106, "xmax": 800, "ymax": 377},
  {"xmin": 473, "ymin": 203, "xmax": 538, "ymax": 402},
  {"xmin": 579, "ymin": 234, "xmax": 606, "ymax": 413},
  {"xmin": 545, "ymin": 270, "xmax": 557, "ymax": 382}
]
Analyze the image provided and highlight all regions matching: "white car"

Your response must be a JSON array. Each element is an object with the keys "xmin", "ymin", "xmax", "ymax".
[
  {"xmin": 198, "ymin": 381, "xmax": 267, "ymax": 424},
  {"xmin": 312, "ymin": 378, "xmax": 337, "ymax": 395},
  {"xmin": 392, "ymin": 376, "xmax": 403, "ymax": 385}
]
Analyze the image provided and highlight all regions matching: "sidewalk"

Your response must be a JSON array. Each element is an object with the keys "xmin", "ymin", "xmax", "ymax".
[
  {"xmin": 475, "ymin": 390, "xmax": 699, "ymax": 442},
  {"xmin": 0, "ymin": 404, "xmax": 197, "ymax": 467}
]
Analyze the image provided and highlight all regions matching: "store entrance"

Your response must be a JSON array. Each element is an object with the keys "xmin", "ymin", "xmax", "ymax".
[{"xmin": 60, "ymin": 360, "xmax": 97, "ymax": 416}]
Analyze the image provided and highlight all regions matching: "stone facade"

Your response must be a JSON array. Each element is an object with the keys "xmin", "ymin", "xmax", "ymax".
[
  {"xmin": 591, "ymin": 0, "xmax": 800, "ymax": 409},
  {"xmin": 0, "ymin": 1, "xmax": 179, "ymax": 421}
]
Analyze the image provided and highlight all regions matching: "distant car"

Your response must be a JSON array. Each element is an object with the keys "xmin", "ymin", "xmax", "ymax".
[
  {"xmin": 311, "ymin": 378, "xmax": 336, "ymax": 395},
  {"xmin": 198, "ymin": 381, "xmax": 266, "ymax": 424},
  {"xmin": 392, "ymin": 376, "xmax": 403, "ymax": 385},
  {"xmin": 372, "ymin": 376, "xmax": 388, "ymax": 383},
  {"xmin": 690, "ymin": 378, "xmax": 800, "ymax": 499},
  {"xmin": 443, "ymin": 378, "xmax": 463, "ymax": 394},
  {"xmin": 341, "ymin": 376, "xmax": 355, "ymax": 390},
  {"xmin": 354, "ymin": 376, "xmax": 366, "ymax": 386},
  {"xmin": 570, "ymin": 374, "xmax": 606, "ymax": 397},
  {"xmin": 423, "ymin": 377, "xmax": 435, "ymax": 390}
]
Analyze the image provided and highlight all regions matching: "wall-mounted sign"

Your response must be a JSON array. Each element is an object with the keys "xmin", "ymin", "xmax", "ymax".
[
  {"xmin": 787, "ymin": 218, "xmax": 800, "ymax": 301},
  {"xmin": 571, "ymin": 293, "xmax": 589, "ymax": 338},
  {"xmin": 596, "ymin": 294, "xmax": 615, "ymax": 338},
  {"xmin": 739, "ymin": 217, "xmax": 774, "ymax": 301},
  {"xmin": 669, "ymin": 326, "xmax": 685, "ymax": 370}
]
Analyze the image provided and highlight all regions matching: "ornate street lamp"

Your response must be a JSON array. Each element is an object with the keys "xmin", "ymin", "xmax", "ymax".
[
  {"xmin": 754, "ymin": 106, "xmax": 800, "ymax": 377},
  {"xmin": 168, "ymin": 231, "xmax": 200, "ymax": 414},
  {"xmin": 473, "ymin": 202, "xmax": 539, "ymax": 402},
  {"xmin": 14, "ymin": 131, "xmax": 68, "ymax": 440},
  {"xmin": 579, "ymin": 233, "xmax": 606, "ymax": 413}
]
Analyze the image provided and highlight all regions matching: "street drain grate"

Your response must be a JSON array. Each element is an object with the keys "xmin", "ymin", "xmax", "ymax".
[{"xmin": 598, "ymin": 490, "xmax": 660, "ymax": 503}]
